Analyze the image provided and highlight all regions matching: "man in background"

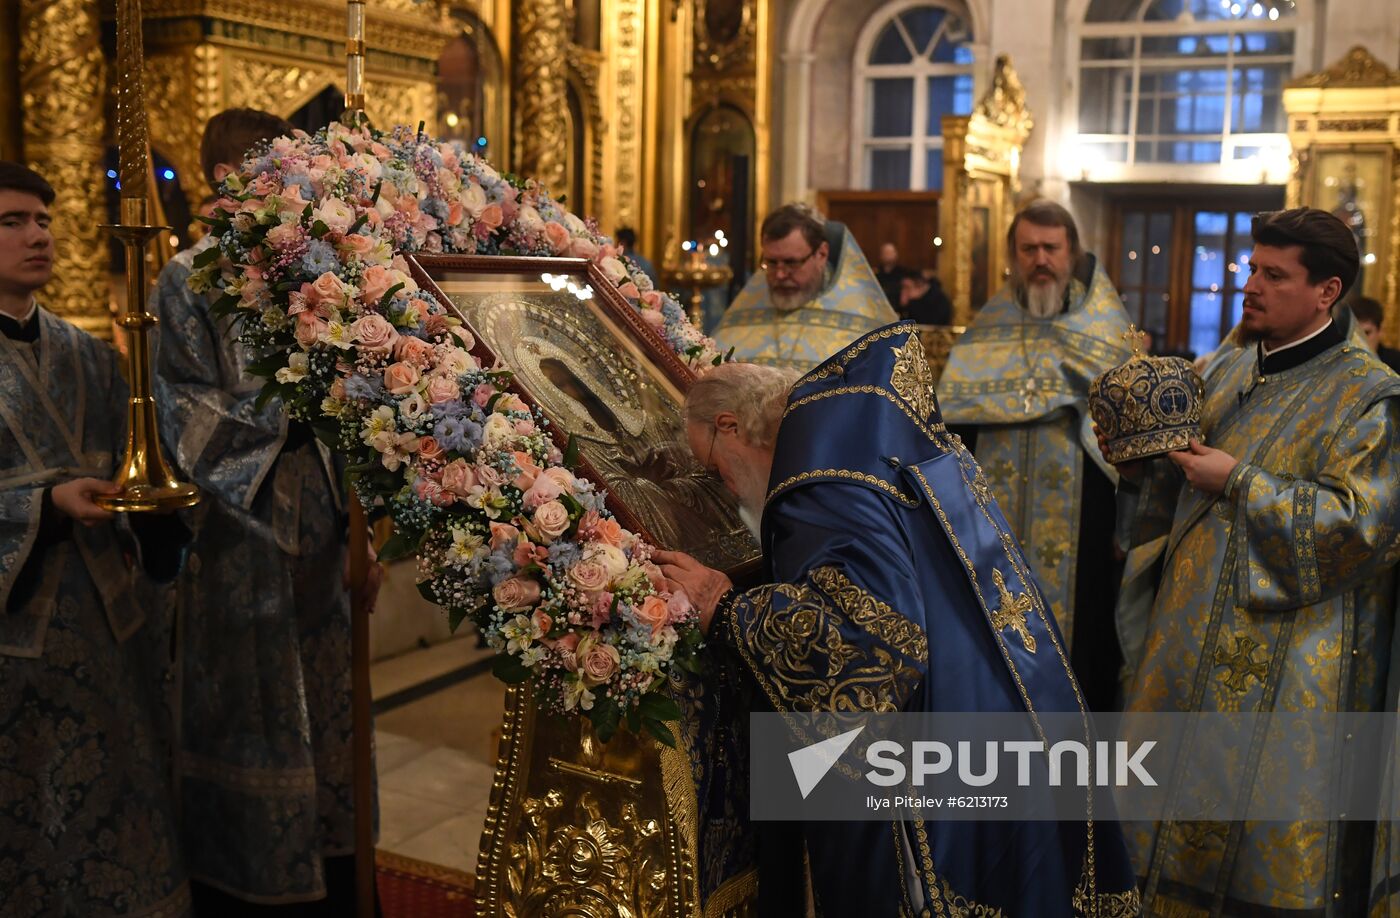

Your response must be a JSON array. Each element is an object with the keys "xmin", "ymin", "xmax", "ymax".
[
  {"xmin": 1350, "ymin": 295, "xmax": 1400, "ymax": 373},
  {"xmin": 939, "ymin": 199, "xmax": 1134, "ymax": 711},
  {"xmin": 874, "ymin": 240, "xmax": 908, "ymax": 308},
  {"xmin": 615, "ymin": 226, "xmax": 658, "ymax": 287},
  {"xmin": 899, "ymin": 270, "xmax": 952, "ymax": 326},
  {"xmin": 712, "ymin": 203, "xmax": 895, "ymax": 370}
]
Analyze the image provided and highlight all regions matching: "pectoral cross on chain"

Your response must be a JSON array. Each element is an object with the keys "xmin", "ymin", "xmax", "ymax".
[
  {"xmin": 1213, "ymin": 635, "xmax": 1269, "ymax": 693},
  {"xmin": 990, "ymin": 569, "xmax": 1037, "ymax": 653},
  {"xmin": 1021, "ymin": 378, "xmax": 1037, "ymax": 414}
]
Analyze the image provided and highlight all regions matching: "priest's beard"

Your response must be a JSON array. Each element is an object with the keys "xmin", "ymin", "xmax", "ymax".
[
  {"xmin": 770, "ymin": 272, "xmax": 824, "ymax": 313},
  {"xmin": 1019, "ymin": 279, "xmax": 1068, "ymax": 319}
]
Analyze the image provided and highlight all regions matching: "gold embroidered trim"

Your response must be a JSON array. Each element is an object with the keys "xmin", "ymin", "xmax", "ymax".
[
  {"xmin": 766, "ymin": 467, "xmax": 920, "ymax": 507},
  {"xmin": 783, "ymin": 384, "xmax": 948, "ymax": 442},
  {"xmin": 799, "ymin": 325, "xmax": 915, "ymax": 384},
  {"xmin": 811, "ymin": 566, "xmax": 928, "ymax": 664},
  {"xmin": 703, "ymin": 868, "xmax": 759, "ymax": 917},
  {"xmin": 890, "ymin": 337, "xmax": 937, "ymax": 421},
  {"xmin": 177, "ymin": 752, "xmax": 319, "ymax": 795},
  {"xmin": 1072, "ymin": 869, "xmax": 1142, "ymax": 918}
]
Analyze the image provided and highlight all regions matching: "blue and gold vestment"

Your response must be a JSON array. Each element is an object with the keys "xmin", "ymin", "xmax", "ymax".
[
  {"xmin": 0, "ymin": 308, "xmax": 192, "ymax": 916},
  {"xmin": 711, "ymin": 225, "xmax": 897, "ymax": 371},
  {"xmin": 714, "ymin": 323, "xmax": 1141, "ymax": 916},
  {"xmin": 938, "ymin": 258, "xmax": 1134, "ymax": 667},
  {"xmin": 1116, "ymin": 316, "xmax": 1400, "ymax": 916}
]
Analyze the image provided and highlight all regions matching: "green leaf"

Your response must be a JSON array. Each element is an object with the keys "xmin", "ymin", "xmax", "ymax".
[
  {"xmin": 311, "ymin": 219, "xmax": 330, "ymax": 239},
  {"xmin": 348, "ymin": 213, "xmax": 368, "ymax": 235},
  {"xmin": 379, "ymin": 282, "xmax": 405, "ymax": 311},
  {"xmin": 253, "ymin": 383, "xmax": 285, "ymax": 413},
  {"xmin": 448, "ymin": 606, "xmax": 470, "ymax": 632},
  {"xmin": 559, "ymin": 492, "xmax": 584, "ymax": 519},
  {"xmin": 311, "ymin": 420, "xmax": 339, "ymax": 449},
  {"xmin": 376, "ymin": 529, "xmax": 420, "ymax": 564},
  {"xmin": 562, "ymin": 434, "xmax": 580, "ymax": 470},
  {"xmin": 643, "ymin": 717, "xmax": 677, "ymax": 748},
  {"xmin": 492, "ymin": 653, "xmax": 531, "ymax": 685},
  {"xmin": 590, "ymin": 698, "xmax": 621, "ymax": 742},
  {"xmin": 417, "ymin": 579, "xmax": 438, "ymax": 606},
  {"xmin": 639, "ymin": 692, "xmax": 681, "ymax": 722},
  {"xmin": 626, "ymin": 705, "xmax": 642, "ymax": 734},
  {"xmin": 485, "ymin": 392, "xmax": 503, "ymax": 414},
  {"xmin": 192, "ymin": 245, "xmax": 222, "ymax": 269},
  {"xmin": 370, "ymin": 180, "xmax": 384, "ymax": 204}
]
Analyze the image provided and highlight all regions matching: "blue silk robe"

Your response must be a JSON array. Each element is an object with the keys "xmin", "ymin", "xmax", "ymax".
[
  {"xmin": 0, "ymin": 308, "xmax": 191, "ymax": 916},
  {"xmin": 711, "ymin": 226, "xmax": 897, "ymax": 371},
  {"xmin": 714, "ymin": 323, "xmax": 1141, "ymax": 916},
  {"xmin": 1117, "ymin": 316, "xmax": 1400, "ymax": 915},
  {"xmin": 151, "ymin": 245, "xmax": 364, "ymax": 904}
]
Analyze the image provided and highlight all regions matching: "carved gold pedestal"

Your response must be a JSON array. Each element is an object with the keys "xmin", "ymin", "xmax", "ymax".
[{"xmin": 476, "ymin": 687, "xmax": 755, "ymax": 918}]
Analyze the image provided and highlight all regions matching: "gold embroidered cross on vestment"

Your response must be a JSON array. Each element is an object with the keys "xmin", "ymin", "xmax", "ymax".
[
  {"xmin": 889, "ymin": 337, "xmax": 937, "ymax": 421},
  {"xmin": 990, "ymin": 569, "xmax": 1037, "ymax": 653},
  {"xmin": 1213, "ymin": 635, "xmax": 1269, "ymax": 693}
]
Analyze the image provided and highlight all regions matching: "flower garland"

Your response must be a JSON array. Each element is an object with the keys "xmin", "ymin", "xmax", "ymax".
[{"xmin": 189, "ymin": 121, "xmax": 716, "ymax": 742}]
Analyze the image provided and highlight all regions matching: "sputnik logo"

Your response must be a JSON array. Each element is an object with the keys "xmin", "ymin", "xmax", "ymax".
[{"xmin": 787, "ymin": 726, "xmax": 865, "ymax": 799}]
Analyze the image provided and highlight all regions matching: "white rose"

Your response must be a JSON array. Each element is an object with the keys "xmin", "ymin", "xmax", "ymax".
[
  {"xmin": 482, "ymin": 413, "xmax": 515, "ymax": 450},
  {"xmin": 461, "ymin": 182, "xmax": 487, "ymax": 218},
  {"xmin": 589, "ymin": 544, "xmax": 628, "ymax": 580},
  {"xmin": 563, "ymin": 213, "xmax": 588, "ymax": 235}
]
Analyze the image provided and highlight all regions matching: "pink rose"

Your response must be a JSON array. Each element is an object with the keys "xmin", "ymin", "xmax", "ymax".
[
  {"xmin": 618, "ymin": 282, "xmax": 640, "ymax": 300},
  {"xmin": 383, "ymin": 361, "xmax": 421, "ymax": 394},
  {"xmin": 417, "ymin": 436, "xmax": 445, "ymax": 463},
  {"xmin": 568, "ymin": 559, "xmax": 610, "ymax": 594},
  {"xmin": 511, "ymin": 451, "xmax": 542, "ymax": 491},
  {"xmin": 591, "ymin": 517, "xmax": 625, "ymax": 548},
  {"xmin": 489, "ymin": 521, "xmax": 520, "ymax": 550},
  {"xmin": 329, "ymin": 377, "xmax": 347, "ymax": 400},
  {"xmin": 341, "ymin": 232, "xmax": 375, "ymax": 257},
  {"xmin": 533, "ymin": 500, "xmax": 571, "ymax": 543},
  {"xmin": 634, "ymin": 594, "xmax": 670, "ymax": 638},
  {"xmin": 394, "ymin": 335, "xmax": 435, "ymax": 367},
  {"xmin": 442, "ymin": 459, "xmax": 478, "ymax": 496},
  {"xmin": 640, "ymin": 290, "xmax": 664, "ymax": 309},
  {"xmin": 449, "ymin": 325, "xmax": 476, "ymax": 350},
  {"xmin": 580, "ymin": 639, "xmax": 621, "ymax": 686},
  {"xmin": 479, "ymin": 203, "xmax": 504, "ymax": 230},
  {"xmin": 639, "ymin": 308, "xmax": 665, "ymax": 328},
  {"xmin": 543, "ymin": 222, "xmax": 571, "ymax": 255},
  {"xmin": 360, "ymin": 265, "xmax": 396, "ymax": 304},
  {"xmin": 425, "ymin": 375, "xmax": 460, "ymax": 404},
  {"xmin": 569, "ymin": 237, "xmax": 600, "ymax": 260},
  {"xmin": 552, "ymin": 632, "xmax": 582, "ymax": 670},
  {"xmin": 295, "ymin": 313, "xmax": 327, "ymax": 348},
  {"xmin": 498, "ymin": 394, "xmax": 528, "ymax": 413},
  {"xmin": 492, "ymin": 577, "xmax": 541, "ymax": 612},
  {"xmin": 532, "ymin": 609, "xmax": 553, "ymax": 637},
  {"xmin": 472, "ymin": 383, "xmax": 495, "ymax": 408},
  {"xmin": 311, "ymin": 271, "xmax": 348, "ymax": 306},
  {"xmin": 540, "ymin": 467, "xmax": 575, "ymax": 491},
  {"xmin": 350, "ymin": 313, "xmax": 398, "ymax": 355},
  {"xmin": 514, "ymin": 418, "xmax": 536, "ymax": 436},
  {"xmin": 523, "ymin": 473, "xmax": 563, "ymax": 510}
]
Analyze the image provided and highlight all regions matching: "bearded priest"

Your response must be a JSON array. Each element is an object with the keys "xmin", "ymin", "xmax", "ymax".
[
  {"xmin": 655, "ymin": 331, "xmax": 1140, "ymax": 916},
  {"xmin": 938, "ymin": 200, "xmax": 1135, "ymax": 712},
  {"xmin": 711, "ymin": 203, "xmax": 896, "ymax": 371}
]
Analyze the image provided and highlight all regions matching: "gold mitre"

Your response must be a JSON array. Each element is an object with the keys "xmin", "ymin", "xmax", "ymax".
[{"xmin": 1089, "ymin": 327, "xmax": 1204, "ymax": 464}]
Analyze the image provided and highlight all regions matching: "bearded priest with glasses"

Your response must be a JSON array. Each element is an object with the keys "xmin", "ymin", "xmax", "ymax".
[{"xmin": 711, "ymin": 203, "xmax": 897, "ymax": 371}]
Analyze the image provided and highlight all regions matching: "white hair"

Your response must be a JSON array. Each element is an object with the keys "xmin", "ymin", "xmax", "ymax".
[{"xmin": 684, "ymin": 363, "xmax": 799, "ymax": 449}]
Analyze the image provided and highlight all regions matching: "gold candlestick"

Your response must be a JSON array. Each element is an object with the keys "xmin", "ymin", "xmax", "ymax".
[
  {"xmin": 345, "ymin": 0, "xmax": 367, "ymax": 117},
  {"xmin": 663, "ymin": 245, "xmax": 732, "ymax": 329},
  {"xmin": 96, "ymin": 0, "xmax": 199, "ymax": 513}
]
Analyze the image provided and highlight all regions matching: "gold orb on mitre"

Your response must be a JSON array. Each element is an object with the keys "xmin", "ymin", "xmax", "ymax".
[{"xmin": 1089, "ymin": 327, "xmax": 1204, "ymax": 464}]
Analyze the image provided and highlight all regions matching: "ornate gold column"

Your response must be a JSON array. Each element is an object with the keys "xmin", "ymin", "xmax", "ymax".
[
  {"xmin": 20, "ymin": 0, "xmax": 110, "ymax": 339},
  {"xmin": 514, "ymin": 0, "xmax": 569, "ymax": 191},
  {"xmin": 1283, "ymin": 46, "xmax": 1400, "ymax": 347},
  {"xmin": 939, "ymin": 55, "xmax": 1033, "ymax": 325}
]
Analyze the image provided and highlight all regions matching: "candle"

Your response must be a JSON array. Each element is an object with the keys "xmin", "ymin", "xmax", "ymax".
[{"xmin": 114, "ymin": 0, "xmax": 150, "ymax": 203}]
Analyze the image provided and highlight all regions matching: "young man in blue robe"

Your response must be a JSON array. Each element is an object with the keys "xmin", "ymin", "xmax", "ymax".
[
  {"xmin": 656, "ymin": 329, "xmax": 1141, "ymax": 915},
  {"xmin": 0, "ymin": 161, "xmax": 191, "ymax": 915}
]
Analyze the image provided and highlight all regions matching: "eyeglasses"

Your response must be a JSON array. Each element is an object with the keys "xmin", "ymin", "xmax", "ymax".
[
  {"xmin": 760, "ymin": 248, "xmax": 818, "ymax": 275},
  {"xmin": 696, "ymin": 424, "xmax": 719, "ymax": 474}
]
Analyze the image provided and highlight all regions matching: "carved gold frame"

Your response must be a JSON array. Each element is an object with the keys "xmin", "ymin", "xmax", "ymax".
[
  {"xmin": 1283, "ymin": 45, "xmax": 1400, "ymax": 347},
  {"xmin": 406, "ymin": 254, "xmax": 759, "ymax": 918}
]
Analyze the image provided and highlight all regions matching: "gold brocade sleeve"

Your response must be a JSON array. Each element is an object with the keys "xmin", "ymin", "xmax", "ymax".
[
  {"xmin": 1229, "ymin": 394, "xmax": 1400, "ymax": 611},
  {"xmin": 719, "ymin": 566, "xmax": 929, "ymax": 714}
]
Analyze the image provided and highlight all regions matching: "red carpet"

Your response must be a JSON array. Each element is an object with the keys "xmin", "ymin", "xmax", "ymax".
[{"xmin": 376, "ymin": 850, "xmax": 476, "ymax": 918}]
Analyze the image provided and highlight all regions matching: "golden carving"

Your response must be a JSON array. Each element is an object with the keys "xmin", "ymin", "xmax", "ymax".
[
  {"xmin": 145, "ymin": 46, "xmax": 219, "ymax": 218},
  {"xmin": 20, "ymin": 0, "xmax": 110, "ymax": 339},
  {"xmin": 610, "ymin": 0, "xmax": 644, "ymax": 228},
  {"xmin": 693, "ymin": 0, "xmax": 755, "ymax": 74},
  {"xmin": 567, "ymin": 44, "xmax": 607, "ymax": 216},
  {"xmin": 1286, "ymin": 45, "xmax": 1400, "ymax": 89},
  {"xmin": 1316, "ymin": 118, "xmax": 1391, "ymax": 132},
  {"xmin": 975, "ymin": 54, "xmax": 1033, "ymax": 139},
  {"xmin": 514, "ymin": 0, "xmax": 568, "ymax": 192}
]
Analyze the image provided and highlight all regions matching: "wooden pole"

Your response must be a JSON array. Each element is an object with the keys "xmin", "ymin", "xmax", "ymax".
[{"xmin": 349, "ymin": 491, "xmax": 375, "ymax": 918}]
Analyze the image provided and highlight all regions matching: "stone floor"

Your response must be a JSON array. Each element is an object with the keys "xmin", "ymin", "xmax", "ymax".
[{"xmin": 372, "ymin": 632, "xmax": 506, "ymax": 876}]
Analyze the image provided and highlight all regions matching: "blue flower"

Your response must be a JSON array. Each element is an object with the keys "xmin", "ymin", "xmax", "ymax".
[
  {"xmin": 660, "ymin": 301, "xmax": 685, "ymax": 324},
  {"xmin": 302, "ymin": 239, "xmax": 340, "ymax": 276},
  {"xmin": 546, "ymin": 542, "xmax": 581, "ymax": 570},
  {"xmin": 434, "ymin": 417, "xmax": 483, "ymax": 453},
  {"xmin": 344, "ymin": 374, "xmax": 384, "ymax": 400},
  {"xmin": 282, "ymin": 174, "xmax": 314, "ymax": 202},
  {"xmin": 486, "ymin": 548, "xmax": 515, "ymax": 586},
  {"xmin": 430, "ymin": 399, "xmax": 465, "ymax": 420}
]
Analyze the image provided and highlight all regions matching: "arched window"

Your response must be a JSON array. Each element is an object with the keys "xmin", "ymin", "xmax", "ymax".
[
  {"xmin": 853, "ymin": 2, "xmax": 975, "ymax": 190},
  {"xmin": 1076, "ymin": 0, "xmax": 1298, "ymax": 167}
]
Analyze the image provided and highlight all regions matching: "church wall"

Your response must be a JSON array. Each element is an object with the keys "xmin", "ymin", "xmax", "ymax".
[
  {"xmin": 1320, "ymin": 0, "xmax": 1399, "ymax": 69},
  {"xmin": 805, "ymin": 0, "xmax": 890, "ymax": 192}
]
